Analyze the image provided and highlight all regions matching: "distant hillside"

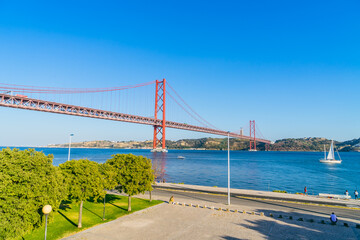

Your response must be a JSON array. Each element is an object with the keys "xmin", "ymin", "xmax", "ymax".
[
  {"xmin": 270, "ymin": 137, "xmax": 360, "ymax": 152},
  {"xmin": 48, "ymin": 137, "xmax": 360, "ymax": 152},
  {"xmin": 48, "ymin": 140, "xmax": 154, "ymax": 149},
  {"xmin": 48, "ymin": 138, "xmax": 249, "ymax": 150}
]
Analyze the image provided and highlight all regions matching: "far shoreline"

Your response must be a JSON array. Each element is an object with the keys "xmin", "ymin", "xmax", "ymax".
[
  {"xmin": 2, "ymin": 137, "xmax": 359, "ymax": 152},
  {"xmin": 1, "ymin": 146, "xmax": 360, "ymax": 153}
]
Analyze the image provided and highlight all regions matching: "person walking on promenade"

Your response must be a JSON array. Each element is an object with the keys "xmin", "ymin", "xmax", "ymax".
[
  {"xmin": 330, "ymin": 212, "xmax": 338, "ymax": 225},
  {"xmin": 304, "ymin": 186, "xmax": 307, "ymax": 195},
  {"xmin": 355, "ymin": 190, "xmax": 358, "ymax": 200},
  {"xmin": 345, "ymin": 190, "xmax": 349, "ymax": 197}
]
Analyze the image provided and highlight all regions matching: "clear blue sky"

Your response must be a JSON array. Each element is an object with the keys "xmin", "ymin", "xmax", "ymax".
[{"xmin": 0, "ymin": 1, "xmax": 359, "ymax": 146}]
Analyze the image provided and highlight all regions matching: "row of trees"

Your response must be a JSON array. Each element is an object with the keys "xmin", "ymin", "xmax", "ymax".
[{"xmin": 0, "ymin": 148, "xmax": 154, "ymax": 239}]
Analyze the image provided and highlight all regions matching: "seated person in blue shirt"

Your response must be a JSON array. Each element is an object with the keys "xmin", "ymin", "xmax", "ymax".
[{"xmin": 330, "ymin": 212, "xmax": 338, "ymax": 224}]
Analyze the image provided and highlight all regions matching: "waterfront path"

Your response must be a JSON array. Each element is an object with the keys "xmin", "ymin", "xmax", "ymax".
[
  {"xmin": 154, "ymin": 183, "xmax": 360, "ymax": 208},
  {"xmin": 151, "ymin": 184, "xmax": 360, "ymax": 223},
  {"xmin": 64, "ymin": 184, "xmax": 360, "ymax": 240}
]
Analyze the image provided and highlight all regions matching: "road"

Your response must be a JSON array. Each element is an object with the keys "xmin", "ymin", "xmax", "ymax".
[{"xmin": 151, "ymin": 187, "xmax": 360, "ymax": 223}]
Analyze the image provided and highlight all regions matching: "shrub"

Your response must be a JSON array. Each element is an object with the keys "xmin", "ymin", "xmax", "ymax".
[{"xmin": 272, "ymin": 190, "xmax": 287, "ymax": 193}]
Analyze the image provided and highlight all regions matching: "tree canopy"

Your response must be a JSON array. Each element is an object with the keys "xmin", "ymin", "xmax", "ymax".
[
  {"xmin": 0, "ymin": 148, "xmax": 66, "ymax": 239},
  {"xmin": 106, "ymin": 154, "xmax": 154, "ymax": 195},
  {"xmin": 0, "ymin": 149, "xmax": 155, "ymax": 236},
  {"xmin": 59, "ymin": 159, "xmax": 105, "ymax": 202},
  {"xmin": 100, "ymin": 163, "xmax": 118, "ymax": 191},
  {"xmin": 106, "ymin": 154, "xmax": 154, "ymax": 210}
]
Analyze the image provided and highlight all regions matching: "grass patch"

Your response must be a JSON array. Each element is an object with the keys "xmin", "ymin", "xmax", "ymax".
[{"xmin": 22, "ymin": 194, "xmax": 162, "ymax": 240}]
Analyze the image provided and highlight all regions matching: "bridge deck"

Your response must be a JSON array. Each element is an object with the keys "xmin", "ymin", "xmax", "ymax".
[{"xmin": 0, "ymin": 94, "xmax": 271, "ymax": 144}]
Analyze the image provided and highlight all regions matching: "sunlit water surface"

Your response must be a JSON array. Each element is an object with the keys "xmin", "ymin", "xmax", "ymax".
[{"xmin": 3, "ymin": 147, "xmax": 360, "ymax": 196}]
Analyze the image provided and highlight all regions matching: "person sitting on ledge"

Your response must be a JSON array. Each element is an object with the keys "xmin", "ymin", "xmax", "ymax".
[{"xmin": 330, "ymin": 212, "xmax": 338, "ymax": 224}]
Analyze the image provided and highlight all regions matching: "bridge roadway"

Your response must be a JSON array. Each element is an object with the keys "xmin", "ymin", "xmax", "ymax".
[
  {"xmin": 0, "ymin": 93, "xmax": 272, "ymax": 144},
  {"xmin": 150, "ymin": 186, "xmax": 360, "ymax": 223}
]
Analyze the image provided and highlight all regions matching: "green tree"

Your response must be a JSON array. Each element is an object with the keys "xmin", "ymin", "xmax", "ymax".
[
  {"xmin": 0, "ymin": 148, "xmax": 66, "ymax": 240},
  {"xmin": 100, "ymin": 163, "xmax": 118, "ymax": 220},
  {"xmin": 59, "ymin": 159, "xmax": 104, "ymax": 228},
  {"xmin": 106, "ymin": 154, "xmax": 154, "ymax": 211}
]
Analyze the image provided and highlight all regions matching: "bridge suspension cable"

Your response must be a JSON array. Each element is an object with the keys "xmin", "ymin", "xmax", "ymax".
[
  {"xmin": 166, "ymin": 91, "xmax": 213, "ymax": 129},
  {"xmin": 0, "ymin": 81, "xmax": 156, "ymax": 94},
  {"xmin": 166, "ymin": 82, "xmax": 219, "ymax": 130},
  {"xmin": 0, "ymin": 79, "xmax": 272, "ymax": 150}
]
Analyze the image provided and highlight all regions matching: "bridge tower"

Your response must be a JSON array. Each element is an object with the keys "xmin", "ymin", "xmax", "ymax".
[
  {"xmin": 265, "ymin": 143, "xmax": 270, "ymax": 151},
  {"xmin": 152, "ymin": 79, "xmax": 167, "ymax": 152},
  {"xmin": 249, "ymin": 120, "xmax": 256, "ymax": 151}
]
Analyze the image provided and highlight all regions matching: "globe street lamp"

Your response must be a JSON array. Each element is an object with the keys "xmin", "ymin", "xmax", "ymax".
[
  {"xmin": 42, "ymin": 205, "xmax": 52, "ymax": 240},
  {"xmin": 67, "ymin": 133, "xmax": 74, "ymax": 161}
]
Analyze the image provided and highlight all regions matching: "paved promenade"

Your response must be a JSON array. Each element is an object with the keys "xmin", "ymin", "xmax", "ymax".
[
  {"xmin": 65, "ymin": 202, "xmax": 359, "ymax": 240},
  {"xmin": 64, "ymin": 184, "xmax": 360, "ymax": 240}
]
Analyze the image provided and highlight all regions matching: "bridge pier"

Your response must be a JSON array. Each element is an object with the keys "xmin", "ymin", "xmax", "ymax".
[{"xmin": 151, "ymin": 148, "xmax": 168, "ymax": 153}]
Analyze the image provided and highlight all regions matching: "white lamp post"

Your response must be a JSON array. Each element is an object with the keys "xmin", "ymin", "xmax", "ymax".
[
  {"xmin": 42, "ymin": 205, "xmax": 52, "ymax": 240},
  {"xmin": 227, "ymin": 131, "xmax": 230, "ymax": 205},
  {"xmin": 67, "ymin": 133, "xmax": 74, "ymax": 161}
]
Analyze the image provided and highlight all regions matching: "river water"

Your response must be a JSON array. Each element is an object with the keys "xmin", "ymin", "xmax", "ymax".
[{"xmin": 4, "ymin": 147, "xmax": 360, "ymax": 196}]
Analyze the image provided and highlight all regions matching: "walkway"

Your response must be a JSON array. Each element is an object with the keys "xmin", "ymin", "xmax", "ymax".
[{"xmin": 64, "ymin": 184, "xmax": 360, "ymax": 240}]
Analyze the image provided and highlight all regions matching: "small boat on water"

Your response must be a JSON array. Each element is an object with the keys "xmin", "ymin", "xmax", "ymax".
[
  {"xmin": 177, "ymin": 156, "xmax": 185, "ymax": 159},
  {"xmin": 319, "ymin": 140, "xmax": 342, "ymax": 164}
]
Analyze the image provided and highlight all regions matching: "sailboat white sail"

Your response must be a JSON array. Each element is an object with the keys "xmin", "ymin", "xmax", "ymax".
[
  {"xmin": 327, "ymin": 141, "xmax": 335, "ymax": 160},
  {"xmin": 320, "ymin": 140, "xmax": 341, "ymax": 164}
]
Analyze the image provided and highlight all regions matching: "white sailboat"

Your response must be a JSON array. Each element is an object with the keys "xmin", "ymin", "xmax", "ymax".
[{"xmin": 319, "ymin": 140, "xmax": 342, "ymax": 164}]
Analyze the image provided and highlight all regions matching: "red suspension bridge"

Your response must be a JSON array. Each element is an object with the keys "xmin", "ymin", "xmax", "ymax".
[{"xmin": 0, "ymin": 79, "xmax": 272, "ymax": 151}]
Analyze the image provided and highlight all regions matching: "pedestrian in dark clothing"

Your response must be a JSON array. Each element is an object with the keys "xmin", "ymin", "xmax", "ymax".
[
  {"xmin": 330, "ymin": 212, "xmax": 338, "ymax": 225},
  {"xmin": 304, "ymin": 186, "xmax": 307, "ymax": 195},
  {"xmin": 355, "ymin": 190, "xmax": 358, "ymax": 200}
]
